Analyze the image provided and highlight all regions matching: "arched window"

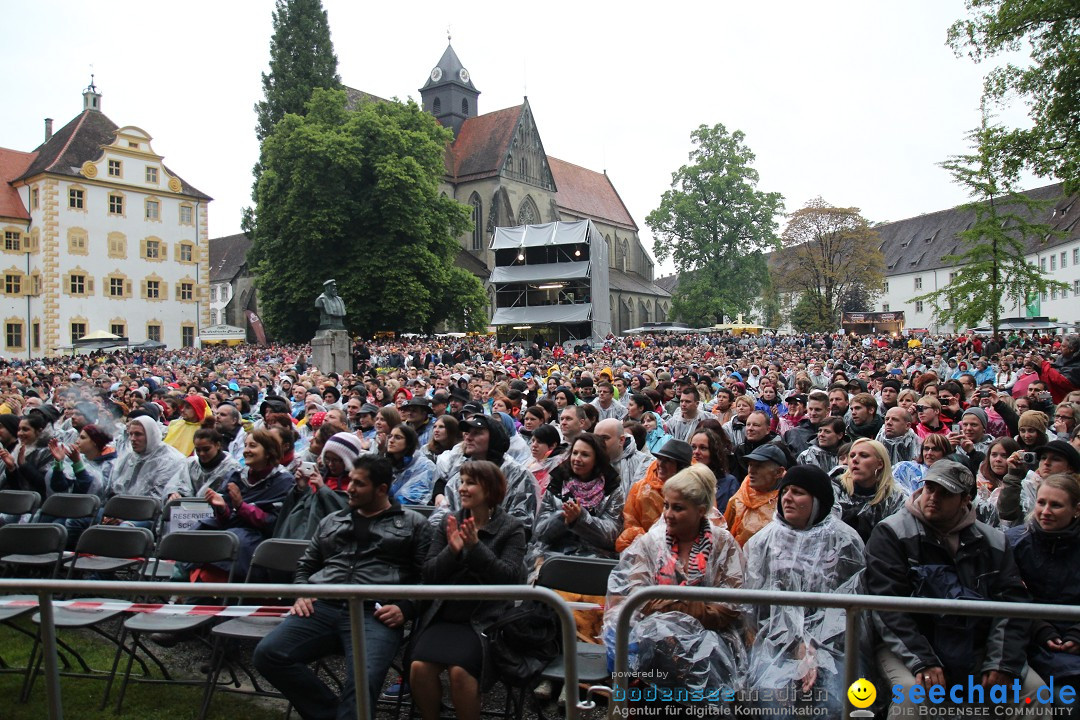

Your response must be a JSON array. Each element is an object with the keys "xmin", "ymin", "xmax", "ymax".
[
  {"xmin": 461, "ymin": 98, "xmax": 469, "ymax": 116},
  {"xmin": 517, "ymin": 196, "xmax": 539, "ymax": 226},
  {"xmin": 606, "ymin": 235, "xmax": 614, "ymax": 268},
  {"xmin": 433, "ymin": 97, "xmax": 442, "ymax": 114},
  {"xmin": 620, "ymin": 239, "xmax": 629, "ymax": 272},
  {"xmin": 469, "ymin": 193, "xmax": 483, "ymax": 251}
]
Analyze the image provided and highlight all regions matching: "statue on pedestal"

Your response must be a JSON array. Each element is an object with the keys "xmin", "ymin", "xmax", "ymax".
[{"xmin": 315, "ymin": 279, "xmax": 347, "ymax": 331}]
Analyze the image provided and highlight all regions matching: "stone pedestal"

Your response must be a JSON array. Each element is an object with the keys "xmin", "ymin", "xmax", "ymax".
[{"xmin": 311, "ymin": 329, "xmax": 351, "ymax": 374}]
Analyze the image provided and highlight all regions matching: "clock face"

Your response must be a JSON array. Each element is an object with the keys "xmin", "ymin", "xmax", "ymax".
[
  {"xmin": 459, "ymin": 68, "xmax": 470, "ymax": 83},
  {"xmin": 430, "ymin": 67, "xmax": 443, "ymax": 82}
]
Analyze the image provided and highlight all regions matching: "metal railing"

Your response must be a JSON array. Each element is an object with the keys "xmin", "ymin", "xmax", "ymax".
[
  {"xmin": 610, "ymin": 586, "xmax": 1080, "ymax": 720},
  {"xmin": 0, "ymin": 579, "xmax": 582, "ymax": 720},
  {"xmin": 14, "ymin": 578, "xmax": 1080, "ymax": 720}
]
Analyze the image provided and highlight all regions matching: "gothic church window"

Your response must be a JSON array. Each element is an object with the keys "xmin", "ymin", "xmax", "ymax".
[
  {"xmin": 517, "ymin": 196, "xmax": 538, "ymax": 226},
  {"xmin": 470, "ymin": 194, "xmax": 483, "ymax": 250}
]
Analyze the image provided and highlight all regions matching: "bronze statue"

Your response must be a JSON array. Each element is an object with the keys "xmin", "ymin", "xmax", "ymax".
[{"xmin": 315, "ymin": 279, "xmax": 347, "ymax": 330}]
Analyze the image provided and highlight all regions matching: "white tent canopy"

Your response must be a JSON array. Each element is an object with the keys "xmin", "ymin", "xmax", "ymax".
[
  {"xmin": 489, "ymin": 261, "xmax": 590, "ymax": 284},
  {"xmin": 490, "ymin": 305, "xmax": 592, "ymax": 326},
  {"xmin": 490, "ymin": 220, "xmax": 591, "ymax": 250}
]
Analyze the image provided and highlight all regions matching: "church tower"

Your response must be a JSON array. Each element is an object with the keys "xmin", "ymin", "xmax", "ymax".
[{"xmin": 419, "ymin": 42, "xmax": 479, "ymax": 138}]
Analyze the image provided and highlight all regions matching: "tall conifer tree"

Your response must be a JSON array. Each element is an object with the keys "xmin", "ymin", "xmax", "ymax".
[{"xmin": 254, "ymin": 0, "xmax": 341, "ymax": 142}]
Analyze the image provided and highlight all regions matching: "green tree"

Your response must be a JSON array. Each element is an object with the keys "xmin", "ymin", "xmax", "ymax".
[
  {"xmin": 255, "ymin": 0, "xmax": 341, "ymax": 142},
  {"xmin": 246, "ymin": 88, "xmax": 487, "ymax": 341},
  {"xmin": 770, "ymin": 199, "xmax": 884, "ymax": 329},
  {"xmin": 789, "ymin": 294, "xmax": 834, "ymax": 334},
  {"xmin": 647, "ymin": 124, "xmax": 783, "ymax": 326},
  {"xmin": 913, "ymin": 112, "xmax": 1066, "ymax": 335},
  {"xmin": 949, "ymin": 0, "xmax": 1080, "ymax": 192}
]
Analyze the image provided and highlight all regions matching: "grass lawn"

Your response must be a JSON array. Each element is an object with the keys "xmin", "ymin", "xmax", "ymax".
[{"xmin": 0, "ymin": 619, "xmax": 287, "ymax": 720}]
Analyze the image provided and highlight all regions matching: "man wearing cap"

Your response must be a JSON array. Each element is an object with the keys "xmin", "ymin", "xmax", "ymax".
[
  {"xmin": 866, "ymin": 460, "xmax": 1040, "ymax": 713},
  {"xmin": 725, "ymin": 444, "xmax": 789, "ymax": 546},
  {"xmin": 877, "ymin": 378, "xmax": 901, "ymax": 417},
  {"xmin": 447, "ymin": 385, "xmax": 471, "ymax": 419},
  {"xmin": 998, "ymin": 439, "xmax": 1080, "ymax": 523},
  {"xmin": 732, "ymin": 410, "xmax": 794, "ymax": 482},
  {"xmin": 401, "ymin": 397, "xmax": 435, "ymax": 447},
  {"xmin": 430, "ymin": 414, "xmax": 538, "ymax": 535},
  {"xmin": 616, "ymin": 439, "xmax": 693, "ymax": 551},
  {"xmin": 591, "ymin": 382, "xmax": 627, "ymax": 422}
]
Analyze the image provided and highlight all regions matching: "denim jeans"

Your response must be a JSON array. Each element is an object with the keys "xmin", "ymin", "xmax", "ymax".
[{"xmin": 253, "ymin": 600, "xmax": 404, "ymax": 720}]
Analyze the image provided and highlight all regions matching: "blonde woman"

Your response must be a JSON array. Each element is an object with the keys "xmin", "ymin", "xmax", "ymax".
[{"xmin": 832, "ymin": 438, "xmax": 908, "ymax": 542}]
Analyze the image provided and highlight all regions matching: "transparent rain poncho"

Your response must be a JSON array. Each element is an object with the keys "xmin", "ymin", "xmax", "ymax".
[
  {"xmin": 742, "ymin": 513, "xmax": 865, "ymax": 694},
  {"xmin": 602, "ymin": 516, "xmax": 747, "ymax": 694},
  {"xmin": 108, "ymin": 416, "xmax": 186, "ymax": 501}
]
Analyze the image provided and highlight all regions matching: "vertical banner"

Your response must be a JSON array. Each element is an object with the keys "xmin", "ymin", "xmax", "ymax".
[
  {"xmin": 245, "ymin": 310, "xmax": 268, "ymax": 345},
  {"xmin": 1025, "ymin": 293, "xmax": 1041, "ymax": 318}
]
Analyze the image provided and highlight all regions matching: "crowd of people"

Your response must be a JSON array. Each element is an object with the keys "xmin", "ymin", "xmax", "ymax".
[{"xmin": 3, "ymin": 327, "xmax": 1080, "ymax": 718}]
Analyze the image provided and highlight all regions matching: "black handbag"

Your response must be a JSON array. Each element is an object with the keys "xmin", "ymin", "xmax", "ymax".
[{"xmin": 482, "ymin": 600, "xmax": 560, "ymax": 688}]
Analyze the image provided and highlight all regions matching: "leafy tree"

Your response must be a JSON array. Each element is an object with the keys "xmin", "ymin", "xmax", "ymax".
[
  {"xmin": 789, "ymin": 294, "xmax": 834, "ymax": 334},
  {"xmin": 949, "ymin": 0, "xmax": 1080, "ymax": 192},
  {"xmin": 255, "ymin": 0, "xmax": 341, "ymax": 142},
  {"xmin": 771, "ymin": 199, "xmax": 884, "ymax": 329},
  {"xmin": 912, "ymin": 112, "xmax": 1066, "ymax": 335},
  {"xmin": 246, "ymin": 88, "xmax": 487, "ymax": 341},
  {"xmin": 647, "ymin": 124, "xmax": 783, "ymax": 325}
]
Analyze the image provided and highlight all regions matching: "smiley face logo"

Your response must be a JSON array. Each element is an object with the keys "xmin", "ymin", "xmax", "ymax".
[{"xmin": 847, "ymin": 678, "xmax": 877, "ymax": 708}]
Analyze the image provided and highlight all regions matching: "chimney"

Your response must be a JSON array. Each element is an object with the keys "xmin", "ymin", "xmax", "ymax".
[{"xmin": 44, "ymin": 118, "xmax": 53, "ymax": 142}]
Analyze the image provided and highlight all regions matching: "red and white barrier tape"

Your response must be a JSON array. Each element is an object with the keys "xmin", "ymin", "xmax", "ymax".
[{"xmin": 0, "ymin": 597, "xmax": 603, "ymax": 614}]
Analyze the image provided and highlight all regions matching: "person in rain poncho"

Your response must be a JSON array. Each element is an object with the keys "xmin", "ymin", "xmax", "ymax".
[
  {"xmin": 832, "ymin": 438, "xmax": 908, "ymax": 543},
  {"xmin": 194, "ymin": 428, "xmax": 293, "ymax": 579},
  {"xmin": 743, "ymin": 464, "xmax": 865, "ymax": 717},
  {"xmin": 108, "ymin": 416, "xmax": 185, "ymax": 503},
  {"xmin": 642, "ymin": 411, "xmax": 673, "ymax": 455},
  {"xmin": 163, "ymin": 395, "xmax": 211, "ymax": 457},
  {"xmin": 616, "ymin": 440, "xmax": 693, "ymax": 552},
  {"xmin": 725, "ymin": 444, "xmax": 789, "ymax": 546},
  {"xmin": 603, "ymin": 463, "xmax": 746, "ymax": 699},
  {"xmin": 430, "ymin": 414, "xmax": 539, "ymax": 536},
  {"xmin": 386, "ymin": 423, "xmax": 436, "ymax": 506},
  {"xmin": 163, "ymin": 426, "xmax": 242, "ymax": 501},
  {"xmin": 46, "ymin": 424, "xmax": 117, "ymax": 500}
]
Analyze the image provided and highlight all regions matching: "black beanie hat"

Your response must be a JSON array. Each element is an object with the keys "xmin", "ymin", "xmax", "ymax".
[
  {"xmin": 777, "ymin": 464, "xmax": 835, "ymax": 526},
  {"xmin": 0, "ymin": 414, "xmax": 19, "ymax": 438}
]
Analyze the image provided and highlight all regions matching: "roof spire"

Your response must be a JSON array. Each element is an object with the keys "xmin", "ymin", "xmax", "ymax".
[
  {"xmin": 82, "ymin": 71, "xmax": 102, "ymax": 112},
  {"xmin": 447, "ymin": 25, "xmax": 451, "ymax": 43}
]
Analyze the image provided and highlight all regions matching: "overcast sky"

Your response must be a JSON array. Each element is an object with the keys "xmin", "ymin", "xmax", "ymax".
[{"xmin": 3, "ymin": 1, "xmax": 1039, "ymax": 276}]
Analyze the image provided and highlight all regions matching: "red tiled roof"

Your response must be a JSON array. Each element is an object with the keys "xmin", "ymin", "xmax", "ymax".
[
  {"xmin": 548, "ymin": 157, "xmax": 637, "ymax": 230},
  {"xmin": 0, "ymin": 147, "xmax": 37, "ymax": 221},
  {"xmin": 447, "ymin": 105, "xmax": 522, "ymax": 181}
]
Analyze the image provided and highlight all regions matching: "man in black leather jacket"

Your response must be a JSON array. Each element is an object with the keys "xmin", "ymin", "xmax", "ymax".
[{"xmin": 254, "ymin": 455, "xmax": 431, "ymax": 719}]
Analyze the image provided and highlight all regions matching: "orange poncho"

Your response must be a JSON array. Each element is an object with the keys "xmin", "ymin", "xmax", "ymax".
[{"xmin": 723, "ymin": 477, "xmax": 778, "ymax": 546}]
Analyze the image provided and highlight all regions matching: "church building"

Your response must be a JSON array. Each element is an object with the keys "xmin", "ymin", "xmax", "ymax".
[{"xmin": 417, "ymin": 44, "xmax": 670, "ymax": 335}]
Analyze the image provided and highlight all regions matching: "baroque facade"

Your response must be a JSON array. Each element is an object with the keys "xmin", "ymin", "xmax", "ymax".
[{"xmin": 0, "ymin": 83, "xmax": 210, "ymax": 356}]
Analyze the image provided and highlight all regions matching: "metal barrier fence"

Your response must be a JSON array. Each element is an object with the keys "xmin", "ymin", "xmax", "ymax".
[
  {"xmin": 11, "ymin": 578, "xmax": 1080, "ymax": 720},
  {"xmin": 0, "ymin": 579, "xmax": 582, "ymax": 720},
  {"xmin": 610, "ymin": 586, "xmax": 1080, "ymax": 720}
]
